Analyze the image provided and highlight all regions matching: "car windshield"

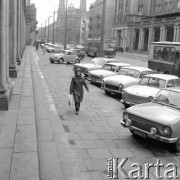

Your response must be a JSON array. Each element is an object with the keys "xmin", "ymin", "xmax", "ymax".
[
  {"xmin": 139, "ymin": 77, "xmax": 166, "ymax": 88},
  {"xmin": 117, "ymin": 68, "xmax": 140, "ymax": 78},
  {"xmin": 102, "ymin": 64, "xmax": 116, "ymax": 72},
  {"xmin": 153, "ymin": 89, "xmax": 180, "ymax": 108},
  {"xmin": 91, "ymin": 58, "xmax": 106, "ymax": 66}
]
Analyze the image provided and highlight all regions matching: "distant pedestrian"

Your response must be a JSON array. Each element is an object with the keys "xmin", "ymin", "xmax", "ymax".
[
  {"xmin": 43, "ymin": 44, "xmax": 46, "ymax": 54},
  {"xmin": 69, "ymin": 68, "xmax": 89, "ymax": 115},
  {"xmin": 35, "ymin": 42, "xmax": 39, "ymax": 51}
]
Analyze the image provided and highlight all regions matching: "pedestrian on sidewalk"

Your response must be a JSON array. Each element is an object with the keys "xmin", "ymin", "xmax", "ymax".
[{"xmin": 69, "ymin": 68, "xmax": 89, "ymax": 115}]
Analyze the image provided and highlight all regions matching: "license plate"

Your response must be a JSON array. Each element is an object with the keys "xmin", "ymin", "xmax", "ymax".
[{"xmin": 134, "ymin": 130, "xmax": 146, "ymax": 138}]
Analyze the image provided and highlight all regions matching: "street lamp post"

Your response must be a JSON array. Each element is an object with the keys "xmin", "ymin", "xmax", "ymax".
[
  {"xmin": 48, "ymin": 15, "xmax": 53, "ymax": 43},
  {"xmin": 64, "ymin": 0, "xmax": 68, "ymax": 50},
  {"xmin": 99, "ymin": 0, "xmax": 106, "ymax": 57},
  {"xmin": 53, "ymin": 9, "xmax": 58, "ymax": 44},
  {"xmin": 44, "ymin": 20, "xmax": 47, "ymax": 42}
]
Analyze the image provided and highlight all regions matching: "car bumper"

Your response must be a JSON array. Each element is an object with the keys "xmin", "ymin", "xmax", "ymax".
[
  {"xmin": 121, "ymin": 120, "xmax": 178, "ymax": 143},
  {"xmin": 102, "ymin": 87, "xmax": 121, "ymax": 94},
  {"xmin": 121, "ymin": 99, "xmax": 135, "ymax": 106}
]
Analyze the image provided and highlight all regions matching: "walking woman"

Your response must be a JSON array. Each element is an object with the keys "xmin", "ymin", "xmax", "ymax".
[{"xmin": 70, "ymin": 68, "xmax": 89, "ymax": 115}]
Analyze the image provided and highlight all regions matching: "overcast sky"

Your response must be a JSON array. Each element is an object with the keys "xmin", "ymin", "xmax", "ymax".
[{"xmin": 31, "ymin": 0, "xmax": 96, "ymax": 27}]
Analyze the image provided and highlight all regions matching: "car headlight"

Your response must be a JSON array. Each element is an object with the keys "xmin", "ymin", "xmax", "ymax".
[
  {"xmin": 162, "ymin": 126, "xmax": 172, "ymax": 137},
  {"xmin": 123, "ymin": 113, "xmax": 129, "ymax": 120},
  {"xmin": 119, "ymin": 84, "xmax": 124, "ymax": 91},
  {"xmin": 150, "ymin": 127, "xmax": 157, "ymax": 135},
  {"xmin": 101, "ymin": 80, "xmax": 105, "ymax": 87},
  {"xmin": 125, "ymin": 119, "xmax": 131, "ymax": 127},
  {"xmin": 148, "ymin": 96, "xmax": 153, "ymax": 102}
]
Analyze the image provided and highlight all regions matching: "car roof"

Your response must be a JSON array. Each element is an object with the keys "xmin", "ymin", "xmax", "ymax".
[
  {"xmin": 105, "ymin": 62, "xmax": 130, "ymax": 66},
  {"xmin": 93, "ymin": 57, "xmax": 119, "ymax": 62},
  {"xmin": 63, "ymin": 50, "xmax": 73, "ymax": 52},
  {"xmin": 121, "ymin": 66, "xmax": 152, "ymax": 71},
  {"xmin": 144, "ymin": 73, "xmax": 179, "ymax": 80}
]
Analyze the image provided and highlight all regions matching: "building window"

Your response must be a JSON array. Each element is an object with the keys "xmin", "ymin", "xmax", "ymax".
[
  {"xmin": 138, "ymin": 5, "xmax": 143, "ymax": 15},
  {"xmin": 155, "ymin": 0, "xmax": 161, "ymax": 3},
  {"xmin": 177, "ymin": 0, "xmax": 180, "ymax": 11},
  {"xmin": 165, "ymin": 1, "xmax": 172, "ymax": 13}
]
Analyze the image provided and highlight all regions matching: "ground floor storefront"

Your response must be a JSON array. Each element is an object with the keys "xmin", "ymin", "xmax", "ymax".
[{"xmin": 112, "ymin": 13, "xmax": 180, "ymax": 53}]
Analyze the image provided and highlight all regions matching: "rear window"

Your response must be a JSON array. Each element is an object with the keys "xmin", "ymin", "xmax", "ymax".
[
  {"xmin": 153, "ymin": 46, "xmax": 175, "ymax": 63},
  {"xmin": 175, "ymin": 79, "xmax": 180, "ymax": 86}
]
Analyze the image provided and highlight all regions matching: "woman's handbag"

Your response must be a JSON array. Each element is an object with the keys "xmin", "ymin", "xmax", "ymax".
[{"xmin": 68, "ymin": 94, "xmax": 74, "ymax": 108}]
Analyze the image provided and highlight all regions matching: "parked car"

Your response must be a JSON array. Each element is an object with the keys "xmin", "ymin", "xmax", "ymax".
[
  {"xmin": 121, "ymin": 87, "xmax": 180, "ymax": 152},
  {"xmin": 49, "ymin": 50, "xmax": 80, "ymax": 64},
  {"xmin": 101, "ymin": 66, "xmax": 153, "ymax": 96},
  {"xmin": 88, "ymin": 62, "xmax": 130, "ymax": 84},
  {"xmin": 121, "ymin": 74, "xmax": 180, "ymax": 108},
  {"xmin": 45, "ymin": 44, "xmax": 54, "ymax": 53},
  {"xmin": 71, "ymin": 49, "xmax": 85, "ymax": 59},
  {"xmin": 73, "ymin": 57, "xmax": 120, "ymax": 78}
]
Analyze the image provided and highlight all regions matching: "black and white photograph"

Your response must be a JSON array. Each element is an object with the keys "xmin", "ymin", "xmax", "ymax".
[{"xmin": 1, "ymin": 0, "xmax": 180, "ymax": 179}]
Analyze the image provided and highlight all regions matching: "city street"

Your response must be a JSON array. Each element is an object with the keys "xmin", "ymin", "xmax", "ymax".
[{"xmin": 35, "ymin": 47, "xmax": 180, "ymax": 179}]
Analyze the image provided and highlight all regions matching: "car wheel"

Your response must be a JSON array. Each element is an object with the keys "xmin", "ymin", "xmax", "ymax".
[
  {"xmin": 130, "ymin": 130, "xmax": 139, "ymax": 137},
  {"xmin": 105, "ymin": 90, "xmax": 111, "ymax": 96},
  {"xmin": 75, "ymin": 59, "xmax": 80, "ymax": 64},
  {"xmin": 124, "ymin": 103, "xmax": 130, "ymax": 109},
  {"xmin": 59, "ymin": 58, "xmax": 64, "ymax": 64},
  {"xmin": 50, "ymin": 60, "xmax": 54, "ymax": 63},
  {"xmin": 164, "ymin": 71, "xmax": 170, "ymax": 74},
  {"xmin": 173, "ymin": 139, "xmax": 180, "ymax": 152}
]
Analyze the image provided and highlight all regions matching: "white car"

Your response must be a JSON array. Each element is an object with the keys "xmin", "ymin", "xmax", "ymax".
[
  {"xmin": 101, "ymin": 66, "xmax": 153, "ymax": 96},
  {"xmin": 49, "ymin": 50, "xmax": 80, "ymax": 64},
  {"xmin": 74, "ymin": 57, "xmax": 120, "ymax": 78},
  {"xmin": 88, "ymin": 62, "xmax": 130, "ymax": 84},
  {"xmin": 121, "ymin": 74, "xmax": 180, "ymax": 108}
]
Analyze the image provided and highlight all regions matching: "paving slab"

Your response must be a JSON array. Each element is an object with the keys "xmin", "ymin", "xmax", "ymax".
[
  {"xmin": 0, "ymin": 149, "xmax": 12, "ymax": 180},
  {"xmin": 10, "ymin": 152, "xmax": 39, "ymax": 180}
]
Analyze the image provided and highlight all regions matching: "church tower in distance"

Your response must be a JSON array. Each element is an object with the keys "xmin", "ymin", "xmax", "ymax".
[{"xmin": 80, "ymin": 0, "xmax": 86, "ymax": 14}]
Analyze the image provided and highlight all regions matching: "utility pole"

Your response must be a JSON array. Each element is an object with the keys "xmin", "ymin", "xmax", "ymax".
[
  {"xmin": 64, "ymin": 0, "xmax": 68, "ymax": 50},
  {"xmin": 48, "ymin": 17, "xmax": 50, "ymax": 42},
  {"xmin": 44, "ymin": 20, "xmax": 47, "ymax": 42},
  {"xmin": 53, "ymin": 10, "xmax": 56, "ymax": 44},
  {"xmin": 41, "ymin": 23, "xmax": 42, "ymax": 41},
  {"xmin": 151, "ymin": 0, "xmax": 155, "ymax": 42},
  {"xmin": 99, "ymin": 0, "xmax": 106, "ymax": 57}
]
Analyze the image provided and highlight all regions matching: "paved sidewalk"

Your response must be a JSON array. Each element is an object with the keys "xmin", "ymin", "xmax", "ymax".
[
  {"xmin": 116, "ymin": 51, "xmax": 148, "ymax": 61},
  {"xmin": 0, "ymin": 46, "xmax": 39, "ymax": 180},
  {"xmin": 0, "ymin": 46, "xmax": 83, "ymax": 180}
]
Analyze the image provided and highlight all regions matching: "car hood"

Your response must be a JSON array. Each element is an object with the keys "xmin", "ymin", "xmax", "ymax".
[
  {"xmin": 74, "ymin": 63, "xmax": 102, "ymax": 70},
  {"xmin": 127, "ymin": 103, "xmax": 180, "ymax": 125},
  {"xmin": 125, "ymin": 85, "xmax": 160, "ymax": 98},
  {"xmin": 51, "ymin": 53, "xmax": 64, "ymax": 57},
  {"xmin": 104, "ymin": 75, "xmax": 138, "ymax": 86},
  {"xmin": 89, "ymin": 70, "xmax": 116, "ymax": 77}
]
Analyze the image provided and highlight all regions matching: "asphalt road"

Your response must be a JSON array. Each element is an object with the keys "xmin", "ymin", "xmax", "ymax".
[{"xmin": 36, "ymin": 49, "xmax": 180, "ymax": 179}]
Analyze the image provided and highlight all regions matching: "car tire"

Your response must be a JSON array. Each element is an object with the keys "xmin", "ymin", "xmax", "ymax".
[
  {"xmin": 124, "ymin": 103, "xmax": 130, "ymax": 109},
  {"xmin": 130, "ymin": 130, "xmax": 139, "ymax": 137},
  {"xmin": 164, "ymin": 71, "xmax": 170, "ymax": 74},
  {"xmin": 50, "ymin": 60, "xmax": 54, "ymax": 63},
  {"xmin": 59, "ymin": 58, "xmax": 64, "ymax": 64},
  {"xmin": 105, "ymin": 90, "xmax": 111, "ymax": 96},
  {"xmin": 75, "ymin": 59, "xmax": 80, "ymax": 64},
  {"xmin": 173, "ymin": 139, "xmax": 180, "ymax": 152}
]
